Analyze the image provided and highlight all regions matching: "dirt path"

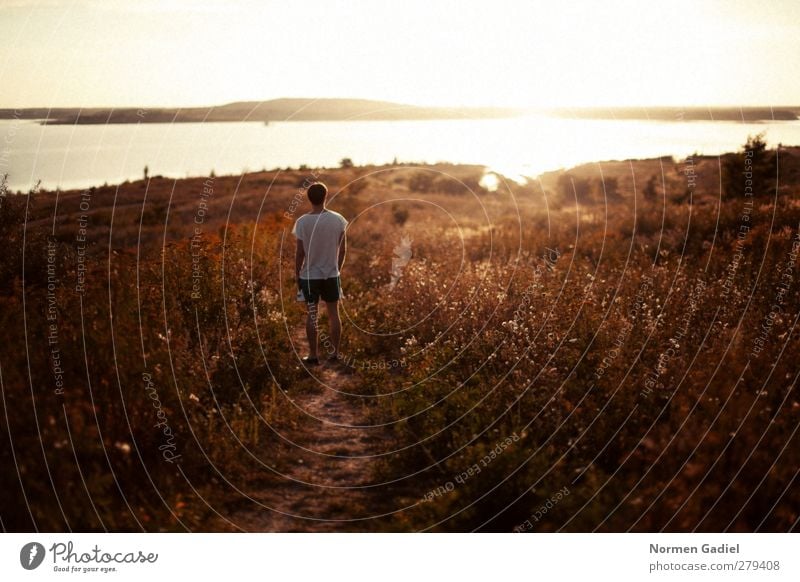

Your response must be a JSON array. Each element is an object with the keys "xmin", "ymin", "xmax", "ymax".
[{"xmin": 211, "ymin": 325, "xmax": 399, "ymax": 532}]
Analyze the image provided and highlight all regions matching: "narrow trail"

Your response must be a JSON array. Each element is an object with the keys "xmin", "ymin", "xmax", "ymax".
[{"xmin": 211, "ymin": 324, "xmax": 400, "ymax": 532}]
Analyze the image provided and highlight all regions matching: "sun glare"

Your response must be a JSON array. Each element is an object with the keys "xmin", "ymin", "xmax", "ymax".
[{"xmin": 1, "ymin": 0, "xmax": 799, "ymax": 108}]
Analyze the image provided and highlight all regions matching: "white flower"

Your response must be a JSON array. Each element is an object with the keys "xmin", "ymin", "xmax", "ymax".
[{"xmin": 114, "ymin": 441, "xmax": 131, "ymax": 454}]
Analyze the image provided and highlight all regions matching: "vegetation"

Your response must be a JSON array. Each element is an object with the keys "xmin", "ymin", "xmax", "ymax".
[
  {"xmin": 722, "ymin": 133, "xmax": 778, "ymax": 199},
  {"xmin": 1, "ymin": 144, "xmax": 799, "ymax": 531}
]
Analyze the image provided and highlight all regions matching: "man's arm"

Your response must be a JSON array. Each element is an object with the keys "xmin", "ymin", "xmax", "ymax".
[
  {"xmin": 295, "ymin": 239, "xmax": 305, "ymax": 284},
  {"xmin": 337, "ymin": 231, "xmax": 346, "ymax": 271}
]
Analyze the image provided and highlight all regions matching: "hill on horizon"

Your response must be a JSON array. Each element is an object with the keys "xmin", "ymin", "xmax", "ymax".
[
  {"xmin": 2, "ymin": 98, "xmax": 798, "ymax": 125},
  {"xmin": 0, "ymin": 98, "xmax": 522, "ymax": 125}
]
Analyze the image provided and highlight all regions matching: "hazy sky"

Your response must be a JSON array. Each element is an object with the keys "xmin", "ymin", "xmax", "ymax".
[{"xmin": 1, "ymin": 0, "xmax": 799, "ymax": 108}]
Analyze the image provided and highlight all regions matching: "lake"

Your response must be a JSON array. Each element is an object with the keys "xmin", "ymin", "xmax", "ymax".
[{"xmin": 2, "ymin": 115, "xmax": 800, "ymax": 192}]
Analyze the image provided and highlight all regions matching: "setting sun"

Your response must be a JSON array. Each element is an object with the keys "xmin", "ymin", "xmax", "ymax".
[{"xmin": 2, "ymin": 0, "xmax": 800, "ymax": 109}]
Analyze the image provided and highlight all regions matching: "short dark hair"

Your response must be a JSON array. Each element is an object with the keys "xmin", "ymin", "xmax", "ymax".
[{"xmin": 307, "ymin": 182, "xmax": 327, "ymax": 205}]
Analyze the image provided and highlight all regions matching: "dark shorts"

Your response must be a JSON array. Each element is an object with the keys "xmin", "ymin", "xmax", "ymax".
[{"xmin": 299, "ymin": 277, "xmax": 341, "ymax": 303}]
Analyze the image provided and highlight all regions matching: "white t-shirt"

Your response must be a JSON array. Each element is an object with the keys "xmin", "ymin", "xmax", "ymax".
[{"xmin": 292, "ymin": 209, "xmax": 348, "ymax": 279}]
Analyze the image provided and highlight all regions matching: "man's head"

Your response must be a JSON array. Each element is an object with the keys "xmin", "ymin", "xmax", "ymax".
[{"xmin": 307, "ymin": 182, "xmax": 327, "ymax": 206}]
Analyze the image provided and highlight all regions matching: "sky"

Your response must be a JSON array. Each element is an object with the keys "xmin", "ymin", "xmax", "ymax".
[{"xmin": 1, "ymin": 0, "xmax": 799, "ymax": 109}]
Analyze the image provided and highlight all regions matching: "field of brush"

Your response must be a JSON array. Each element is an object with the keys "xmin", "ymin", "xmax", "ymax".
[{"xmin": 2, "ymin": 144, "xmax": 799, "ymax": 531}]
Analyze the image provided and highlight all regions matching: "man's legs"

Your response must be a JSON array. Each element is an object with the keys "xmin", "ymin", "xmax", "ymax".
[
  {"xmin": 305, "ymin": 301, "xmax": 319, "ymax": 359},
  {"xmin": 325, "ymin": 300, "xmax": 341, "ymax": 358}
]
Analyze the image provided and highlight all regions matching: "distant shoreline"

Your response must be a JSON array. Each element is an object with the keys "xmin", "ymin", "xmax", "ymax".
[
  {"xmin": 550, "ymin": 106, "xmax": 800, "ymax": 122},
  {"xmin": 20, "ymin": 143, "xmax": 798, "ymax": 196},
  {"xmin": 1, "ymin": 98, "xmax": 797, "ymax": 125},
  {"xmin": 0, "ymin": 98, "xmax": 523, "ymax": 126}
]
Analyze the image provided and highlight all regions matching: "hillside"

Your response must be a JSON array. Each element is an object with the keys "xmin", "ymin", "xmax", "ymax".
[
  {"xmin": 3, "ymin": 100, "xmax": 798, "ymax": 125},
  {"xmin": 0, "ymin": 98, "xmax": 523, "ymax": 125},
  {"xmin": 2, "ymin": 147, "xmax": 799, "ymax": 532}
]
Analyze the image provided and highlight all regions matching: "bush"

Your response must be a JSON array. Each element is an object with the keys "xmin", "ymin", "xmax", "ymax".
[{"xmin": 722, "ymin": 134, "xmax": 777, "ymax": 199}]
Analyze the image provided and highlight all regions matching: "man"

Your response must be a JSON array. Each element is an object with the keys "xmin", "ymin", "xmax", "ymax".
[{"xmin": 292, "ymin": 182, "xmax": 348, "ymax": 365}]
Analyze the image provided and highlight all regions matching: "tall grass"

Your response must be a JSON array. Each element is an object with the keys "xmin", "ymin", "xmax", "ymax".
[{"xmin": 2, "ymin": 148, "xmax": 799, "ymax": 531}]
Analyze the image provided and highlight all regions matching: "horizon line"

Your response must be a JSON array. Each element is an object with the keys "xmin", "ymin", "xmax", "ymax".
[{"xmin": 2, "ymin": 99, "xmax": 800, "ymax": 111}]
